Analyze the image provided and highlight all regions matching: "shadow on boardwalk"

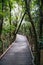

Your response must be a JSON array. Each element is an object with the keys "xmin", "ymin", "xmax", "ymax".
[{"xmin": 0, "ymin": 34, "xmax": 34, "ymax": 65}]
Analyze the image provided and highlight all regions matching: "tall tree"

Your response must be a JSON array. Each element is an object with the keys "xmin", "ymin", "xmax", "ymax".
[
  {"xmin": 0, "ymin": 0, "xmax": 3, "ymax": 40},
  {"xmin": 9, "ymin": 0, "xmax": 11, "ymax": 44},
  {"xmin": 15, "ymin": 11, "xmax": 26, "ymax": 34},
  {"xmin": 39, "ymin": 0, "xmax": 43, "ymax": 39},
  {"xmin": 24, "ymin": 0, "xmax": 40, "ymax": 65},
  {"xmin": 0, "ymin": 0, "xmax": 4, "ymax": 53}
]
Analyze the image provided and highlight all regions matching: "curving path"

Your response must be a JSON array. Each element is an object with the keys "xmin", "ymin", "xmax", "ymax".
[{"xmin": 0, "ymin": 34, "xmax": 34, "ymax": 65}]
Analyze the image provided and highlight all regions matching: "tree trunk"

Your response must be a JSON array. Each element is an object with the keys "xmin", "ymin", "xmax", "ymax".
[
  {"xmin": 9, "ymin": 1, "xmax": 11, "ymax": 44},
  {"xmin": 25, "ymin": 0, "xmax": 40, "ymax": 65},
  {"xmin": 39, "ymin": 0, "xmax": 43, "ymax": 39},
  {"xmin": 39, "ymin": 0, "xmax": 43, "ymax": 64},
  {"xmin": 0, "ymin": 0, "xmax": 4, "ymax": 53},
  {"xmin": 15, "ymin": 12, "xmax": 26, "ymax": 34}
]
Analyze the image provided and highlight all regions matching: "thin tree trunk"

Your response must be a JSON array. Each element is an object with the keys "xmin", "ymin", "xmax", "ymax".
[
  {"xmin": 12, "ymin": 12, "xmax": 26, "ymax": 42},
  {"xmin": 39, "ymin": 0, "xmax": 43, "ymax": 64},
  {"xmin": 0, "ymin": 0, "xmax": 3, "ymax": 40},
  {"xmin": 9, "ymin": 1, "xmax": 11, "ymax": 44},
  {"xmin": 15, "ymin": 11, "xmax": 26, "ymax": 34},
  {"xmin": 0, "ymin": 0, "xmax": 4, "ymax": 53},
  {"xmin": 39, "ymin": 0, "xmax": 43, "ymax": 39}
]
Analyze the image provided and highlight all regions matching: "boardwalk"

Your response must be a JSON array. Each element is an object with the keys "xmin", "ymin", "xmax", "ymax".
[{"xmin": 0, "ymin": 34, "xmax": 34, "ymax": 65}]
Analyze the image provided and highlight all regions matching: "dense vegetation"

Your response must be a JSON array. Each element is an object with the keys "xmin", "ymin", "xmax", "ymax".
[{"xmin": 0, "ymin": 0, "xmax": 43, "ymax": 65}]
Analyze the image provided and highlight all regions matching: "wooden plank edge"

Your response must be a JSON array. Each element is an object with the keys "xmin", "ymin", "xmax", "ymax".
[{"xmin": 0, "ymin": 41, "xmax": 15, "ymax": 60}]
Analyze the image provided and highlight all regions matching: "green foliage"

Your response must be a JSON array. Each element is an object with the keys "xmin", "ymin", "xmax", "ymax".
[
  {"xmin": 3, "ymin": 24, "xmax": 15, "ymax": 34},
  {"xmin": 0, "ymin": 0, "xmax": 43, "ymax": 58},
  {"xmin": 19, "ymin": 21, "xmax": 31, "ymax": 36}
]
